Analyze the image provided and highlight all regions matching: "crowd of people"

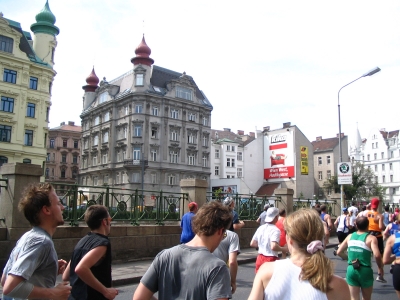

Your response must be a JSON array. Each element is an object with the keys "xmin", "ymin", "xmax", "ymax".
[{"xmin": 1, "ymin": 187, "xmax": 399, "ymax": 299}]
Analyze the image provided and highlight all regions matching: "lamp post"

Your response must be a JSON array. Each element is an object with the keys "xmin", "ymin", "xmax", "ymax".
[{"xmin": 337, "ymin": 67, "xmax": 381, "ymax": 212}]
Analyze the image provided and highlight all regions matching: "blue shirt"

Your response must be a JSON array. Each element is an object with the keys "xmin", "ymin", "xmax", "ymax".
[{"xmin": 180, "ymin": 212, "xmax": 196, "ymax": 243}]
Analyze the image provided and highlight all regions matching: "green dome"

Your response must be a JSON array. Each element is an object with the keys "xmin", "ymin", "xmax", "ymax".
[{"xmin": 30, "ymin": 1, "xmax": 59, "ymax": 36}]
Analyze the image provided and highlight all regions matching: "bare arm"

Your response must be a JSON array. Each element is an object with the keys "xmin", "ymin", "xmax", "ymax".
[
  {"xmin": 326, "ymin": 275, "xmax": 351, "ymax": 300},
  {"xmin": 233, "ymin": 221, "xmax": 245, "ymax": 230},
  {"xmin": 250, "ymin": 239, "xmax": 258, "ymax": 248},
  {"xmin": 62, "ymin": 261, "xmax": 71, "ymax": 282},
  {"xmin": 133, "ymin": 282, "xmax": 158, "ymax": 300},
  {"xmin": 325, "ymin": 215, "xmax": 333, "ymax": 229},
  {"xmin": 383, "ymin": 235, "xmax": 396, "ymax": 265},
  {"xmin": 336, "ymin": 234, "xmax": 350, "ymax": 256},
  {"xmin": 270, "ymin": 241, "xmax": 288, "ymax": 253},
  {"xmin": 248, "ymin": 261, "xmax": 274, "ymax": 300},
  {"xmin": 256, "ymin": 217, "xmax": 261, "ymax": 224},
  {"xmin": 383, "ymin": 223, "xmax": 392, "ymax": 239},
  {"xmin": 228, "ymin": 252, "xmax": 238, "ymax": 294},
  {"xmin": 323, "ymin": 222, "xmax": 329, "ymax": 248},
  {"xmin": 75, "ymin": 246, "xmax": 118, "ymax": 300},
  {"xmin": 378, "ymin": 214, "xmax": 385, "ymax": 231}
]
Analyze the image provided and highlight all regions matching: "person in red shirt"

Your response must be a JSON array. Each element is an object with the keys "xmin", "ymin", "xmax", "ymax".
[{"xmin": 275, "ymin": 208, "xmax": 287, "ymax": 258}]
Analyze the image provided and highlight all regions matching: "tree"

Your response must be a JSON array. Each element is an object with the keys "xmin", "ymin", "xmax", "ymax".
[{"xmin": 322, "ymin": 162, "xmax": 386, "ymax": 201}]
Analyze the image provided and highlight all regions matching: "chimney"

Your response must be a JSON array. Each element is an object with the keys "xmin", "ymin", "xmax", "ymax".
[
  {"xmin": 316, "ymin": 136, "xmax": 322, "ymax": 141},
  {"xmin": 263, "ymin": 126, "xmax": 270, "ymax": 132},
  {"xmin": 60, "ymin": 122, "xmax": 65, "ymax": 126},
  {"xmin": 283, "ymin": 122, "xmax": 291, "ymax": 128},
  {"xmin": 68, "ymin": 121, "xmax": 75, "ymax": 126},
  {"xmin": 223, "ymin": 128, "xmax": 231, "ymax": 132},
  {"xmin": 237, "ymin": 130, "xmax": 244, "ymax": 135},
  {"xmin": 249, "ymin": 132, "xmax": 255, "ymax": 137}
]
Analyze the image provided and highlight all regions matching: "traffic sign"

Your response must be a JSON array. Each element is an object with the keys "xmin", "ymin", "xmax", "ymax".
[{"xmin": 337, "ymin": 162, "xmax": 352, "ymax": 184}]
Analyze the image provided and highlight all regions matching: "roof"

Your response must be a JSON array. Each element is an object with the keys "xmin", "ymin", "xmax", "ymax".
[
  {"xmin": 50, "ymin": 124, "xmax": 82, "ymax": 132},
  {"xmin": 255, "ymin": 183, "xmax": 280, "ymax": 196},
  {"xmin": 380, "ymin": 130, "xmax": 399, "ymax": 139},
  {"xmin": 312, "ymin": 137, "xmax": 340, "ymax": 152},
  {"xmin": 211, "ymin": 129, "xmax": 255, "ymax": 147}
]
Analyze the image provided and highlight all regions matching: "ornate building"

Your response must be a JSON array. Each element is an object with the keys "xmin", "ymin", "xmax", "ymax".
[
  {"xmin": 79, "ymin": 36, "xmax": 213, "ymax": 193},
  {"xmin": 0, "ymin": 1, "xmax": 59, "ymax": 174},
  {"xmin": 45, "ymin": 121, "xmax": 81, "ymax": 193}
]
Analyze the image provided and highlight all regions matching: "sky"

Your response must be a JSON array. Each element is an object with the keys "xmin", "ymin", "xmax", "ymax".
[{"xmin": 3, "ymin": 0, "xmax": 400, "ymax": 144}]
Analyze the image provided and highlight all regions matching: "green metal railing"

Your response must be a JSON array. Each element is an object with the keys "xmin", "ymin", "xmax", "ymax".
[
  {"xmin": 293, "ymin": 198, "xmax": 338, "ymax": 217},
  {"xmin": 53, "ymin": 183, "xmax": 188, "ymax": 226}
]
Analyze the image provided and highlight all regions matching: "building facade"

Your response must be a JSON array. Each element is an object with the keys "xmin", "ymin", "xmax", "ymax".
[
  {"xmin": 79, "ymin": 36, "xmax": 212, "ymax": 194},
  {"xmin": 311, "ymin": 134, "xmax": 348, "ymax": 200},
  {"xmin": 45, "ymin": 121, "xmax": 81, "ymax": 192},
  {"xmin": 0, "ymin": 2, "xmax": 59, "ymax": 172},
  {"xmin": 350, "ymin": 127, "xmax": 400, "ymax": 203}
]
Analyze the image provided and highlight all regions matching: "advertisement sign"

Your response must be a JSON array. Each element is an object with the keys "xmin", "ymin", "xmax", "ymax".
[
  {"xmin": 337, "ymin": 162, "xmax": 352, "ymax": 184},
  {"xmin": 264, "ymin": 131, "xmax": 295, "ymax": 179},
  {"xmin": 212, "ymin": 185, "xmax": 237, "ymax": 196},
  {"xmin": 300, "ymin": 146, "xmax": 308, "ymax": 175}
]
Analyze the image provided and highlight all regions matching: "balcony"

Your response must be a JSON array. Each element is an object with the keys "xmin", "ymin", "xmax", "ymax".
[{"xmin": 123, "ymin": 159, "xmax": 148, "ymax": 169}]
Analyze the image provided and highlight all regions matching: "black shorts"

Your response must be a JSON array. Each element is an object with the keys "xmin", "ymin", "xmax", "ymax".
[{"xmin": 392, "ymin": 264, "xmax": 400, "ymax": 291}]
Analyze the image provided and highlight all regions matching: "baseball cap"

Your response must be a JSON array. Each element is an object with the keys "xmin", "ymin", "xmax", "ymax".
[
  {"xmin": 342, "ymin": 207, "xmax": 348, "ymax": 212},
  {"xmin": 223, "ymin": 197, "xmax": 234, "ymax": 206},
  {"xmin": 264, "ymin": 207, "xmax": 279, "ymax": 223},
  {"xmin": 371, "ymin": 198, "xmax": 379, "ymax": 209},
  {"xmin": 188, "ymin": 202, "xmax": 198, "ymax": 210}
]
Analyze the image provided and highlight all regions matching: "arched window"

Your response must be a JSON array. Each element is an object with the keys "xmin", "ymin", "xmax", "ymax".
[{"xmin": 22, "ymin": 158, "xmax": 31, "ymax": 164}]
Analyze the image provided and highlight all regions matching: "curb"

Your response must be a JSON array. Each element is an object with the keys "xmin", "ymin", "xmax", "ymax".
[{"xmin": 112, "ymin": 243, "xmax": 339, "ymax": 287}]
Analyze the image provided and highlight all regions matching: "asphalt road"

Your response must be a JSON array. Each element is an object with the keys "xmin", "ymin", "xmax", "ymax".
[{"xmin": 114, "ymin": 251, "xmax": 397, "ymax": 300}]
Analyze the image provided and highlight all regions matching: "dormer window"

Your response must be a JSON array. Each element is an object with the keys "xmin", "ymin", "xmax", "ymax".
[
  {"xmin": 99, "ymin": 92, "xmax": 108, "ymax": 104},
  {"xmin": 176, "ymin": 86, "xmax": 192, "ymax": 100},
  {"xmin": 0, "ymin": 35, "xmax": 13, "ymax": 53},
  {"xmin": 135, "ymin": 73, "xmax": 144, "ymax": 86}
]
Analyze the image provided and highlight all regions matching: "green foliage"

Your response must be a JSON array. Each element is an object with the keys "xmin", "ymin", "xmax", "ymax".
[{"xmin": 322, "ymin": 162, "xmax": 386, "ymax": 201}]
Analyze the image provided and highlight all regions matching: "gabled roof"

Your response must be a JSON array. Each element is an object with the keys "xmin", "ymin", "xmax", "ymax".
[
  {"xmin": 380, "ymin": 130, "xmax": 399, "ymax": 139},
  {"xmin": 311, "ymin": 137, "xmax": 340, "ymax": 152}
]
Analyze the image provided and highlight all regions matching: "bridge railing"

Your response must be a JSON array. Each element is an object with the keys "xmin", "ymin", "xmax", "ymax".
[{"xmin": 293, "ymin": 198, "xmax": 339, "ymax": 217}]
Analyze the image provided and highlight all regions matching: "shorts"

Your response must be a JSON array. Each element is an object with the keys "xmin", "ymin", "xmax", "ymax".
[
  {"xmin": 346, "ymin": 264, "xmax": 373, "ymax": 288},
  {"xmin": 255, "ymin": 254, "xmax": 278, "ymax": 273},
  {"xmin": 392, "ymin": 264, "xmax": 400, "ymax": 291}
]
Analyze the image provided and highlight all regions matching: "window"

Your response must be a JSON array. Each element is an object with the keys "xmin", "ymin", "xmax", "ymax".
[
  {"xmin": 132, "ymin": 172, "xmax": 140, "ymax": 183},
  {"xmin": 29, "ymin": 77, "xmax": 38, "ymax": 90},
  {"xmin": 99, "ymin": 92, "xmax": 108, "ymax": 104},
  {"xmin": 125, "ymin": 106, "xmax": 129, "ymax": 115},
  {"xmin": 94, "ymin": 116, "xmax": 100, "ymax": 125},
  {"xmin": 93, "ymin": 176, "xmax": 98, "ymax": 186},
  {"xmin": 135, "ymin": 105, "xmax": 143, "ymax": 113},
  {"xmin": 231, "ymin": 159, "xmax": 235, "ymax": 167},
  {"xmin": 151, "ymin": 149, "xmax": 157, "ymax": 161},
  {"xmin": 382, "ymin": 175, "xmax": 385, "ymax": 183},
  {"xmin": 151, "ymin": 127, "xmax": 158, "ymax": 139},
  {"xmin": 50, "ymin": 139, "xmax": 55, "ymax": 148},
  {"xmin": 237, "ymin": 152, "xmax": 243, "ymax": 161},
  {"xmin": 232, "ymin": 146, "xmax": 235, "ymax": 152},
  {"xmin": 73, "ymin": 155, "xmax": 78, "ymax": 164},
  {"xmin": 0, "ymin": 125, "xmax": 11, "ymax": 142},
  {"xmin": 74, "ymin": 140, "xmax": 78, "ymax": 148},
  {"xmin": 124, "ymin": 127, "xmax": 127, "ymax": 138},
  {"xmin": 176, "ymin": 86, "xmax": 192, "ymax": 100},
  {"xmin": 24, "ymin": 130, "xmax": 33, "ymax": 146},
  {"xmin": 122, "ymin": 151, "xmax": 126, "ymax": 160},
  {"xmin": 93, "ymin": 135, "xmax": 98, "ymax": 146},
  {"xmin": 102, "ymin": 154, "xmax": 107, "ymax": 164},
  {"xmin": 45, "ymin": 168, "xmax": 49, "ymax": 178},
  {"xmin": 202, "ymin": 135, "xmax": 208, "ymax": 147},
  {"xmin": 171, "ymin": 130, "xmax": 178, "ymax": 141},
  {"xmin": 327, "ymin": 156, "xmax": 331, "ymax": 164},
  {"xmin": 381, "ymin": 152, "xmax": 384, "ymax": 159},
  {"xmin": 215, "ymin": 166, "xmax": 219, "ymax": 175},
  {"xmin": 135, "ymin": 73, "xmax": 144, "ymax": 86},
  {"xmin": 168, "ymin": 174, "xmax": 176, "ymax": 185},
  {"xmin": 22, "ymin": 158, "xmax": 31, "ymax": 164},
  {"xmin": 374, "ymin": 165, "xmax": 378, "ymax": 172},
  {"xmin": 215, "ymin": 149, "xmax": 220, "ymax": 159},
  {"xmin": 367, "ymin": 154, "xmax": 370, "ymax": 161},
  {"xmin": 92, "ymin": 156, "xmax": 97, "ymax": 166},
  {"xmin": 61, "ymin": 154, "xmax": 66, "ymax": 163},
  {"xmin": 318, "ymin": 157, "xmax": 322, "ymax": 165},
  {"xmin": 1, "ymin": 96, "xmax": 14, "ymax": 112},
  {"xmin": 103, "ymin": 131, "xmax": 109, "ymax": 143},
  {"xmin": 237, "ymin": 168, "xmax": 243, "ymax": 178},
  {"xmin": 227, "ymin": 145, "xmax": 231, "ymax": 151},
  {"xmin": 188, "ymin": 153, "xmax": 196, "ymax": 165},
  {"xmin": 46, "ymin": 153, "xmax": 50, "ymax": 161},
  {"xmin": 3, "ymin": 69, "xmax": 16, "ymax": 84},
  {"xmin": 0, "ymin": 35, "xmax": 13, "ymax": 53},
  {"xmin": 202, "ymin": 117, "xmax": 208, "ymax": 126},
  {"xmin": 103, "ymin": 174, "xmax": 108, "ymax": 184},
  {"xmin": 382, "ymin": 164, "xmax": 385, "ymax": 171},
  {"xmin": 188, "ymin": 113, "xmax": 196, "ymax": 122},
  {"xmin": 26, "ymin": 103, "xmax": 35, "ymax": 118},
  {"xmin": 390, "ymin": 175, "xmax": 393, "ymax": 182},
  {"xmin": 117, "ymin": 151, "xmax": 121, "ymax": 162},
  {"xmin": 188, "ymin": 133, "xmax": 196, "ymax": 144},
  {"xmin": 151, "ymin": 173, "xmax": 157, "ymax": 184},
  {"xmin": 376, "ymin": 142, "xmax": 378, "ymax": 148},
  {"xmin": 152, "ymin": 106, "xmax": 158, "ymax": 116},
  {"xmin": 133, "ymin": 147, "xmax": 141, "ymax": 161},
  {"xmin": 202, "ymin": 155, "xmax": 208, "ymax": 167},
  {"xmin": 318, "ymin": 171, "xmax": 322, "ymax": 180},
  {"xmin": 374, "ymin": 153, "xmax": 377, "ymax": 160},
  {"xmin": 390, "ymin": 163, "xmax": 393, "ymax": 170},
  {"xmin": 63, "ymin": 139, "xmax": 67, "ymax": 147},
  {"xmin": 170, "ymin": 151, "xmax": 178, "ymax": 163},
  {"xmin": 227, "ymin": 158, "xmax": 231, "ymax": 167},
  {"xmin": 134, "ymin": 125, "xmax": 142, "ymax": 137},
  {"xmin": 391, "ymin": 151, "xmax": 394, "ymax": 158},
  {"xmin": 60, "ymin": 169, "xmax": 66, "ymax": 178},
  {"xmin": 104, "ymin": 112, "xmax": 110, "ymax": 122},
  {"xmin": 171, "ymin": 109, "xmax": 179, "ymax": 119},
  {"xmin": 116, "ymin": 173, "xmax": 120, "ymax": 184},
  {"xmin": 327, "ymin": 170, "xmax": 331, "ymax": 179}
]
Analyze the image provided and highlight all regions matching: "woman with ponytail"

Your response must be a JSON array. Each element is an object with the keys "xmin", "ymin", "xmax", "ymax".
[{"xmin": 248, "ymin": 209, "xmax": 349, "ymax": 300}]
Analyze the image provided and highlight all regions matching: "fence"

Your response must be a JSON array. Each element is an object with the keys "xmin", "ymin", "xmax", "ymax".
[
  {"xmin": 293, "ymin": 198, "xmax": 338, "ymax": 216},
  {"xmin": 53, "ymin": 183, "xmax": 188, "ymax": 226}
]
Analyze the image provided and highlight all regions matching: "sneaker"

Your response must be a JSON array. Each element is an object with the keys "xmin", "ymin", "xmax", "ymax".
[{"xmin": 376, "ymin": 275, "xmax": 387, "ymax": 283}]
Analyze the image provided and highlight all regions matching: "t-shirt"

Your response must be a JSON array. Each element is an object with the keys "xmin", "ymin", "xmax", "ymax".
[
  {"xmin": 2, "ymin": 227, "xmax": 58, "ymax": 300},
  {"xmin": 275, "ymin": 217, "xmax": 286, "ymax": 247},
  {"xmin": 213, "ymin": 230, "xmax": 240, "ymax": 263},
  {"xmin": 258, "ymin": 211, "xmax": 267, "ymax": 225},
  {"xmin": 141, "ymin": 244, "xmax": 232, "ymax": 300},
  {"xmin": 348, "ymin": 206, "xmax": 358, "ymax": 216},
  {"xmin": 180, "ymin": 211, "xmax": 196, "ymax": 243},
  {"xmin": 252, "ymin": 223, "xmax": 281, "ymax": 257},
  {"xmin": 69, "ymin": 232, "xmax": 112, "ymax": 300},
  {"xmin": 229, "ymin": 210, "xmax": 239, "ymax": 232}
]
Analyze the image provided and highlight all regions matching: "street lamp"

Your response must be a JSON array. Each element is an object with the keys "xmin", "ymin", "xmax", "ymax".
[{"xmin": 337, "ymin": 67, "xmax": 381, "ymax": 212}]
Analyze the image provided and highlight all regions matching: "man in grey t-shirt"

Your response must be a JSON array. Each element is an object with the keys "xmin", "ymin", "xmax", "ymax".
[
  {"xmin": 133, "ymin": 201, "xmax": 233, "ymax": 300},
  {"xmin": 1, "ymin": 183, "xmax": 71, "ymax": 300}
]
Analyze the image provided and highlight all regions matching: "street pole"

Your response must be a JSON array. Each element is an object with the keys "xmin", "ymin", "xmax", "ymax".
[{"xmin": 337, "ymin": 67, "xmax": 381, "ymax": 211}]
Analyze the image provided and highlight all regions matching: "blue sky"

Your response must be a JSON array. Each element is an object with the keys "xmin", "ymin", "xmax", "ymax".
[{"xmin": 3, "ymin": 0, "xmax": 400, "ymax": 144}]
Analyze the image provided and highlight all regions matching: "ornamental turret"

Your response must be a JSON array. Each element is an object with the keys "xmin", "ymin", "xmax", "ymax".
[{"xmin": 82, "ymin": 67, "xmax": 99, "ymax": 110}]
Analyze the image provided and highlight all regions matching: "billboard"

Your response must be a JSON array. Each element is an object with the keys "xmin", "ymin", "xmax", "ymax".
[
  {"xmin": 264, "ymin": 131, "xmax": 295, "ymax": 179},
  {"xmin": 300, "ymin": 146, "xmax": 308, "ymax": 175}
]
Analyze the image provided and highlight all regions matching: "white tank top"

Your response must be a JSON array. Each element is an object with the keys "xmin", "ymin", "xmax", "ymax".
[{"xmin": 264, "ymin": 259, "xmax": 328, "ymax": 300}]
